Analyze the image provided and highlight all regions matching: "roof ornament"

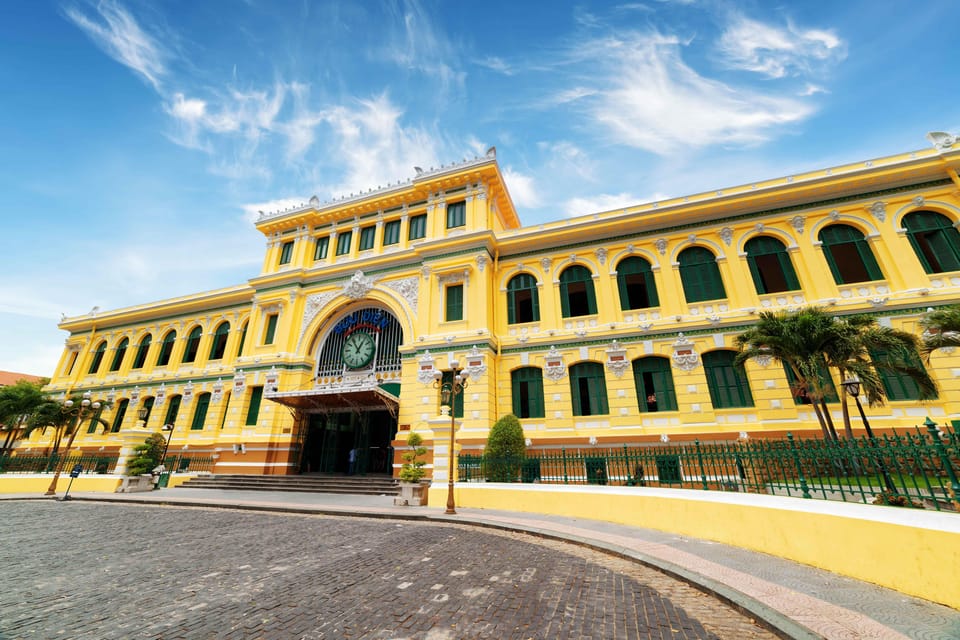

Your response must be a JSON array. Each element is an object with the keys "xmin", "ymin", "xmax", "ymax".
[{"xmin": 927, "ymin": 131, "xmax": 957, "ymax": 150}]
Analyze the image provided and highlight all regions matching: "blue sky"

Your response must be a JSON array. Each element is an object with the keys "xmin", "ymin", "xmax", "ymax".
[{"xmin": 2, "ymin": 0, "xmax": 958, "ymax": 377}]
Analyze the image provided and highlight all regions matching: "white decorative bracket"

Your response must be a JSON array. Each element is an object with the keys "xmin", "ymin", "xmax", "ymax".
[
  {"xmin": 544, "ymin": 346, "xmax": 567, "ymax": 381},
  {"xmin": 605, "ymin": 340, "xmax": 630, "ymax": 378},
  {"xmin": 671, "ymin": 333, "xmax": 700, "ymax": 371},
  {"xmin": 233, "ymin": 369, "xmax": 246, "ymax": 395},
  {"xmin": 463, "ymin": 346, "xmax": 487, "ymax": 379},
  {"xmin": 417, "ymin": 350, "xmax": 437, "ymax": 384}
]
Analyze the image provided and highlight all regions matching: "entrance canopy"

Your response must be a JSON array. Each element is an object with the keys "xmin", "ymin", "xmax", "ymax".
[{"xmin": 267, "ymin": 386, "xmax": 399, "ymax": 415}]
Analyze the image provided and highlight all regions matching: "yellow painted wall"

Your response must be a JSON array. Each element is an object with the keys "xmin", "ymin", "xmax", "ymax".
[{"xmin": 0, "ymin": 475, "xmax": 122, "ymax": 494}]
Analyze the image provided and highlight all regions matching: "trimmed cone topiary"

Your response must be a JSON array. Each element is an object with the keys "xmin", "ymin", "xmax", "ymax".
[
  {"xmin": 126, "ymin": 432, "xmax": 167, "ymax": 476},
  {"xmin": 486, "ymin": 414, "xmax": 526, "ymax": 482}
]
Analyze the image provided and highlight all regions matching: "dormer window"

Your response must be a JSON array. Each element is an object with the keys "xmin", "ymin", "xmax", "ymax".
[
  {"xmin": 446, "ymin": 201, "xmax": 466, "ymax": 229},
  {"xmin": 278, "ymin": 241, "xmax": 294, "ymax": 265}
]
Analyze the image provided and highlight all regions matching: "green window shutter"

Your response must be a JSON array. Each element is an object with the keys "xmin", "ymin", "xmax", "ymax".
[
  {"xmin": 679, "ymin": 247, "xmax": 726, "ymax": 303},
  {"xmin": 559, "ymin": 265, "xmax": 597, "ymax": 317},
  {"xmin": 141, "ymin": 397, "xmax": 155, "ymax": 425},
  {"xmin": 632, "ymin": 357, "xmax": 678, "ymax": 412},
  {"xmin": 783, "ymin": 362, "xmax": 839, "ymax": 404},
  {"xmin": 191, "ymin": 393, "xmax": 211, "ymax": 430},
  {"xmin": 236, "ymin": 323, "xmax": 248, "ymax": 357},
  {"xmin": 245, "ymin": 386, "xmax": 263, "ymax": 425},
  {"xmin": 336, "ymin": 230, "xmax": 352, "ymax": 255},
  {"xmin": 506, "ymin": 281, "xmax": 517, "ymax": 324},
  {"xmin": 446, "ymin": 201, "xmax": 466, "ymax": 228},
  {"xmin": 157, "ymin": 331, "xmax": 176, "ymax": 367},
  {"xmin": 511, "ymin": 367, "xmax": 545, "ymax": 418},
  {"xmin": 856, "ymin": 237, "xmax": 883, "ymax": 280},
  {"xmin": 164, "ymin": 395, "xmax": 182, "ymax": 426},
  {"xmin": 819, "ymin": 225, "xmax": 884, "ymax": 284},
  {"xmin": 314, "ymin": 236, "xmax": 329, "ymax": 260},
  {"xmin": 569, "ymin": 362, "xmax": 608, "ymax": 416},
  {"xmin": 278, "ymin": 241, "xmax": 294, "ymax": 265},
  {"xmin": 264, "ymin": 314, "xmax": 278, "ymax": 345},
  {"xmin": 903, "ymin": 211, "xmax": 960, "ymax": 274},
  {"xmin": 133, "ymin": 335, "xmax": 151, "ymax": 369},
  {"xmin": 383, "ymin": 220, "xmax": 401, "ymax": 245},
  {"xmin": 183, "ymin": 327, "xmax": 202, "ymax": 363},
  {"xmin": 109, "ymin": 338, "xmax": 128, "ymax": 372},
  {"xmin": 111, "ymin": 399, "xmax": 128, "ymax": 433},
  {"xmin": 220, "ymin": 392, "xmax": 231, "ymax": 429},
  {"xmin": 439, "ymin": 371, "xmax": 464, "ymax": 417},
  {"xmin": 209, "ymin": 323, "xmax": 230, "ymax": 360},
  {"xmin": 703, "ymin": 351, "xmax": 754, "ymax": 409},
  {"xmin": 445, "ymin": 284, "xmax": 464, "ymax": 321},
  {"xmin": 359, "ymin": 226, "xmax": 375, "ymax": 250},
  {"xmin": 65, "ymin": 351, "xmax": 78, "ymax": 375},
  {"xmin": 88, "ymin": 342, "xmax": 106, "ymax": 374},
  {"xmin": 745, "ymin": 236, "xmax": 800, "ymax": 294},
  {"xmin": 408, "ymin": 214, "xmax": 427, "ymax": 240},
  {"xmin": 616, "ymin": 257, "xmax": 658, "ymax": 310},
  {"xmin": 870, "ymin": 348, "xmax": 932, "ymax": 401}
]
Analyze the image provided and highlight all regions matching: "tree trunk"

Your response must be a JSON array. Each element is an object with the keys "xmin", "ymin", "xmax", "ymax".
[
  {"xmin": 820, "ymin": 398, "xmax": 840, "ymax": 442},
  {"xmin": 811, "ymin": 401, "xmax": 833, "ymax": 441},
  {"xmin": 840, "ymin": 392, "xmax": 854, "ymax": 440}
]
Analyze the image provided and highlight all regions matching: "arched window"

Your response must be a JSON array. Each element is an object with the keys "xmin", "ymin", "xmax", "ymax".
[
  {"xmin": 111, "ymin": 399, "xmax": 129, "ymax": 433},
  {"xmin": 616, "ymin": 257, "xmax": 659, "ymax": 310},
  {"xmin": 744, "ymin": 236, "xmax": 800, "ymax": 294},
  {"xmin": 156, "ymin": 331, "xmax": 176, "ymax": 367},
  {"xmin": 183, "ymin": 326, "xmax": 203, "ymax": 363},
  {"xmin": 236, "ymin": 322, "xmax": 248, "ymax": 358},
  {"xmin": 191, "ymin": 393, "xmax": 211, "ymax": 430},
  {"xmin": 88, "ymin": 341, "xmax": 107, "ymax": 374},
  {"xmin": 632, "ymin": 357, "xmax": 677, "ymax": 412},
  {"xmin": 164, "ymin": 394, "xmax": 182, "ymax": 427},
  {"xmin": 511, "ymin": 367, "xmax": 545, "ymax": 418},
  {"xmin": 506, "ymin": 273, "xmax": 540, "ymax": 324},
  {"xmin": 109, "ymin": 338, "xmax": 129, "ymax": 372},
  {"xmin": 209, "ymin": 322, "xmax": 231, "ymax": 360},
  {"xmin": 132, "ymin": 334, "xmax": 151, "ymax": 369},
  {"xmin": 678, "ymin": 246, "xmax": 726, "ymax": 303},
  {"xmin": 569, "ymin": 362, "xmax": 608, "ymax": 416},
  {"xmin": 819, "ymin": 224, "xmax": 884, "ymax": 284},
  {"xmin": 870, "ymin": 348, "xmax": 937, "ymax": 401},
  {"xmin": 702, "ymin": 351, "xmax": 754, "ymax": 408},
  {"xmin": 559, "ymin": 265, "xmax": 597, "ymax": 317},
  {"xmin": 902, "ymin": 211, "xmax": 960, "ymax": 274},
  {"xmin": 140, "ymin": 396, "xmax": 155, "ymax": 426}
]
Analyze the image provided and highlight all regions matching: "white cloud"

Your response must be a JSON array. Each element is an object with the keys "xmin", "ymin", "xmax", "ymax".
[
  {"xmin": 502, "ymin": 168, "xmax": 542, "ymax": 209},
  {"xmin": 383, "ymin": 0, "xmax": 465, "ymax": 92},
  {"xmin": 564, "ymin": 192, "xmax": 641, "ymax": 217},
  {"xmin": 240, "ymin": 198, "xmax": 308, "ymax": 224},
  {"xmin": 717, "ymin": 15, "xmax": 845, "ymax": 78},
  {"xmin": 64, "ymin": 0, "xmax": 167, "ymax": 90},
  {"xmin": 476, "ymin": 56, "xmax": 514, "ymax": 75}
]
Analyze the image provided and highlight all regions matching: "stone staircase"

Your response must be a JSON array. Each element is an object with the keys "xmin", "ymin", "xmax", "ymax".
[{"xmin": 174, "ymin": 473, "xmax": 400, "ymax": 496}]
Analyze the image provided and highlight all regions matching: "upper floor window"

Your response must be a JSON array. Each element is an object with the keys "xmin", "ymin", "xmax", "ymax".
[
  {"xmin": 64, "ymin": 351, "xmax": 78, "ymax": 375},
  {"xmin": 616, "ymin": 257, "xmax": 659, "ymax": 310},
  {"xmin": 745, "ymin": 236, "xmax": 800, "ymax": 294},
  {"xmin": 183, "ymin": 326, "xmax": 203, "ymax": 363},
  {"xmin": 156, "ymin": 331, "xmax": 176, "ymax": 367},
  {"xmin": 569, "ymin": 362, "xmax": 608, "ymax": 416},
  {"xmin": 632, "ymin": 357, "xmax": 677, "ymax": 412},
  {"xmin": 702, "ymin": 350, "xmax": 754, "ymax": 409},
  {"xmin": 506, "ymin": 273, "xmax": 540, "ymax": 324},
  {"xmin": 236, "ymin": 322, "xmax": 248, "ymax": 357},
  {"xmin": 191, "ymin": 392, "xmax": 211, "ymax": 430},
  {"xmin": 409, "ymin": 214, "xmax": 427, "ymax": 241},
  {"xmin": 383, "ymin": 220, "xmax": 401, "ymax": 246},
  {"xmin": 678, "ymin": 246, "xmax": 726, "ymax": 303},
  {"xmin": 446, "ymin": 201, "xmax": 466, "ymax": 229},
  {"xmin": 511, "ymin": 367, "xmax": 545, "ymax": 419},
  {"xmin": 445, "ymin": 284, "xmax": 464, "ymax": 322},
  {"xmin": 902, "ymin": 211, "xmax": 960, "ymax": 274},
  {"xmin": 263, "ymin": 313, "xmax": 278, "ymax": 345},
  {"xmin": 278, "ymin": 240, "xmax": 294, "ymax": 265},
  {"xmin": 111, "ymin": 398, "xmax": 129, "ymax": 433},
  {"xmin": 336, "ymin": 230, "xmax": 353, "ymax": 256},
  {"xmin": 109, "ymin": 338, "xmax": 129, "ymax": 372},
  {"xmin": 559, "ymin": 265, "xmax": 597, "ymax": 317},
  {"xmin": 88, "ymin": 341, "xmax": 107, "ymax": 375},
  {"xmin": 132, "ymin": 334, "xmax": 151, "ymax": 369},
  {"xmin": 314, "ymin": 236, "xmax": 329, "ymax": 260},
  {"xmin": 359, "ymin": 225, "xmax": 376, "ymax": 251},
  {"xmin": 819, "ymin": 224, "xmax": 883, "ymax": 284},
  {"xmin": 209, "ymin": 322, "xmax": 230, "ymax": 360}
]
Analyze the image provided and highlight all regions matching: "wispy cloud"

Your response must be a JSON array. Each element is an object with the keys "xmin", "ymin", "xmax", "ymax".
[
  {"xmin": 717, "ymin": 15, "xmax": 845, "ymax": 79},
  {"xmin": 564, "ymin": 192, "xmax": 642, "ymax": 217},
  {"xmin": 502, "ymin": 168, "xmax": 542, "ymax": 209},
  {"xmin": 63, "ymin": 0, "xmax": 167, "ymax": 90},
  {"xmin": 476, "ymin": 56, "xmax": 514, "ymax": 75},
  {"xmin": 382, "ymin": 0, "xmax": 465, "ymax": 93}
]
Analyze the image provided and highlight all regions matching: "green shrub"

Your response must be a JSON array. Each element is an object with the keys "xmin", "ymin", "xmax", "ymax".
[
  {"xmin": 486, "ymin": 414, "xmax": 526, "ymax": 482},
  {"xmin": 126, "ymin": 433, "xmax": 166, "ymax": 476},
  {"xmin": 398, "ymin": 432, "xmax": 428, "ymax": 483}
]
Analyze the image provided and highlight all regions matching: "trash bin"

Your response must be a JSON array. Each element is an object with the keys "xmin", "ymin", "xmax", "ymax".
[{"xmin": 156, "ymin": 471, "xmax": 171, "ymax": 488}]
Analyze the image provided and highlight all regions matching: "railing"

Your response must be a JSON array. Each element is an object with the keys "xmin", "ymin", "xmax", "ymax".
[
  {"xmin": 161, "ymin": 454, "xmax": 215, "ymax": 473},
  {"xmin": 0, "ymin": 454, "xmax": 118, "ymax": 475},
  {"xmin": 460, "ymin": 423, "xmax": 960, "ymax": 512}
]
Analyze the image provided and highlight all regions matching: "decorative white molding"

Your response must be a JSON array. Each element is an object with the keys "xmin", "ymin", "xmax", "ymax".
[
  {"xmin": 384, "ymin": 276, "xmax": 419, "ymax": 313},
  {"xmin": 155, "ymin": 383, "xmax": 167, "ymax": 407},
  {"xmin": 463, "ymin": 345, "xmax": 487, "ymax": 379},
  {"xmin": 130, "ymin": 386, "xmax": 140, "ymax": 406},
  {"xmin": 212, "ymin": 378, "xmax": 224, "ymax": 404},
  {"xmin": 544, "ymin": 346, "xmax": 567, "ymax": 381},
  {"xmin": 417, "ymin": 350, "xmax": 437, "ymax": 384},
  {"xmin": 829, "ymin": 209, "xmax": 840, "ymax": 221},
  {"xmin": 605, "ymin": 340, "xmax": 630, "ymax": 378},
  {"xmin": 654, "ymin": 238, "xmax": 668, "ymax": 255},
  {"xmin": 540, "ymin": 257, "xmax": 551, "ymax": 274},
  {"xmin": 868, "ymin": 201, "xmax": 887, "ymax": 223},
  {"xmin": 233, "ymin": 370, "xmax": 245, "ymax": 395},
  {"xmin": 926, "ymin": 131, "xmax": 957, "ymax": 150},
  {"xmin": 671, "ymin": 333, "xmax": 700, "ymax": 371},
  {"xmin": 299, "ymin": 291, "xmax": 339, "ymax": 346},
  {"xmin": 343, "ymin": 270, "xmax": 376, "ymax": 300},
  {"xmin": 476, "ymin": 254, "xmax": 488, "ymax": 272},
  {"xmin": 755, "ymin": 355, "xmax": 773, "ymax": 367},
  {"xmin": 595, "ymin": 248, "xmax": 608, "ymax": 265},
  {"xmin": 913, "ymin": 195, "xmax": 925, "ymax": 207},
  {"xmin": 183, "ymin": 381, "xmax": 194, "ymax": 404},
  {"xmin": 719, "ymin": 227, "xmax": 733, "ymax": 246},
  {"xmin": 265, "ymin": 367, "xmax": 280, "ymax": 394}
]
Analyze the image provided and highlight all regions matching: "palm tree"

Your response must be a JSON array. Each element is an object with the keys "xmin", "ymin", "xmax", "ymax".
[
  {"xmin": 0, "ymin": 379, "xmax": 47, "ymax": 455},
  {"xmin": 920, "ymin": 305, "xmax": 960, "ymax": 357},
  {"xmin": 24, "ymin": 394, "xmax": 111, "ymax": 454}
]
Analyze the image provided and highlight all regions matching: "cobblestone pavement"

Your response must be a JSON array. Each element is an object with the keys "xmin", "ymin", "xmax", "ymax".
[{"xmin": 0, "ymin": 502, "xmax": 777, "ymax": 640}]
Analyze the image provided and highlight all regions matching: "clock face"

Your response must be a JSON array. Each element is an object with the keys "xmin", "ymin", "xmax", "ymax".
[{"xmin": 341, "ymin": 331, "xmax": 376, "ymax": 369}]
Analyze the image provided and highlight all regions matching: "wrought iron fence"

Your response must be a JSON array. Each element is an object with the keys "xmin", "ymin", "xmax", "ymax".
[
  {"xmin": 161, "ymin": 454, "xmax": 215, "ymax": 473},
  {"xmin": 459, "ymin": 422, "xmax": 960, "ymax": 512},
  {"xmin": 0, "ymin": 454, "xmax": 118, "ymax": 475}
]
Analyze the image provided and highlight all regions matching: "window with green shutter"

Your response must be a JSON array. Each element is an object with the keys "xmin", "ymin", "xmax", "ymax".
[
  {"xmin": 745, "ymin": 236, "xmax": 801, "ymax": 294},
  {"xmin": 236, "ymin": 322, "xmax": 248, "ymax": 357},
  {"xmin": 191, "ymin": 393, "xmax": 211, "ymax": 430},
  {"xmin": 438, "ymin": 372, "xmax": 464, "ymax": 418},
  {"xmin": 632, "ymin": 357, "xmax": 678, "ymax": 412},
  {"xmin": 783, "ymin": 362, "xmax": 839, "ymax": 404},
  {"xmin": 140, "ymin": 396, "xmax": 155, "ymax": 425},
  {"xmin": 314, "ymin": 236, "xmax": 329, "ymax": 260},
  {"xmin": 446, "ymin": 201, "xmax": 466, "ymax": 228},
  {"xmin": 88, "ymin": 341, "xmax": 107, "ymax": 374},
  {"xmin": 209, "ymin": 322, "xmax": 230, "ymax": 360},
  {"xmin": 383, "ymin": 220, "xmax": 401, "ymax": 246},
  {"xmin": 678, "ymin": 246, "xmax": 727, "ymax": 303},
  {"xmin": 157, "ymin": 331, "xmax": 176, "ymax": 367},
  {"xmin": 616, "ymin": 257, "xmax": 659, "ymax": 310},
  {"xmin": 870, "ymin": 348, "xmax": 935, "ymax": 401},
  {"xmin": 569, "ymin": 362, "xmax": 608, "ymax": 416},
  {"xmin": 111, "ymin": 399, "xmax": 129, "ymax": 433},
  {"xmin": 702, "ymin": 351, "xmax": 754, "ymax": 408},
  {"xmin": 445, "ymin": 284, "xmax": 464, "ymax": 321},
  {"xmin": 164, "ymin": 395, "xmax": 182, "ymax": 426},
  {"xmin": 559, "ymin": 265, "xmax": 597, "ymax": 317},
  {"xmin": 408, "ymin": 214, "xmax": 427, "ymax": 240},
  {"xmin": 109, "ymin": 338, "xmax": 129, "ymax": 372},
  {"xmin": 132, "ymin": 334, "xmax": 151, "ymax": 369},
  {"xmin": 220, "ymin": 392, "xmax": 231, "ymax": 429},
  {"xmin": 902, "ymin": 211, "xmax": 960, "ymax": 274},
  {"xmin": 278, "ymin": 240, "xmax": 294, "ymax": 265},
  {"xmin": 246, "ymin": 386, "xmax": 263, "ymax": 425},
  {"xmin": 819, "ymin": 224, "xmax": 884, "ymax": 284},
  {"xmin": 511, "ymin": 367, "xmax": 545, "ymax": 418},
  {"xmin": 183, "ymin": 326, "xmax": 202, "ymax": 363},
  {"xmin": 263, "ymin": 314, "xmax": 278, "ymax": 345},
  {"xmin": 359, "ymin": 225, "xmax": 376, "ymax": 250},
  {"xmin": 64, "ymin": 351, "xmax": 78, "ymax": 375},
  {"xmin": 336, "ymin": 230, "xmax": 352, "ymax": 255},
  {"xmin": 507, "ymin": 273, "xmax": 540, "ymax": 324}
]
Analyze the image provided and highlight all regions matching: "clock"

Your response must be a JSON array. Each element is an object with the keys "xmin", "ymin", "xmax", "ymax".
[{"xmin": 341, "ymin": 331, "xmax": 376, "ymax": 369}]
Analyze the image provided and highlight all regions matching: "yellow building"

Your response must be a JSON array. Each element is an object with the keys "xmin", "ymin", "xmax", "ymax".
[{"xmin": 27, "ymin": 136, "xmax": 960, "ymax": 477}]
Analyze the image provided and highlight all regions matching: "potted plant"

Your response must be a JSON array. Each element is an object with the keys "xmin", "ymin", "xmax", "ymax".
[
  {"xmin": 119, "ymin": 432, "xmax": 166, "ymax": 493},
  {"xmin": 396, "ymin": 432, "xmax": 429, "ymax": 506}
]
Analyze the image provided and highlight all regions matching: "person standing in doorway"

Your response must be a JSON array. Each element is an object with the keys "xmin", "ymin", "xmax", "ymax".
[{"xmin": 348, "ymin": 447, "xmax": 357, "ymax": 475}]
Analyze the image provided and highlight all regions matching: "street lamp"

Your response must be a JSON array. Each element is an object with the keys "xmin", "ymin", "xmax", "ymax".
[
  {"xmin": 45, "ymin": 391, "xmax": 101, "ymax": 497},
  {"xmin": 160, "ymin": 423, "xmax": 176, "ymax": 470},
  {"xmin": 842, "ymin": 375, "xmax": 897, "ymax": 493},
  {"xmin": 432, "ymin": 361, "xmax": 469, "ymax": 515},
  {"xmin": 137, "ymin": 405, "xmax": 149, "ymax": 426}
]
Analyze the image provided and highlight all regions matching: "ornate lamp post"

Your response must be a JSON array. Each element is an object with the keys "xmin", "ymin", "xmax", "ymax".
[
  {"xmin": 433, "ymin": 361, "xmax": 469, "ymax": 515},
  {"xmin": 45, "ymin": 391, "xmax": 100, "ymax": 496},
  {"xmin": 842, "ymin": 375, "xmax": 897, "ymax": 493}
]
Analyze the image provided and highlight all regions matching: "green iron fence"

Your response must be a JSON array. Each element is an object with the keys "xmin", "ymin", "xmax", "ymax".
[
  {"xmin": 0, "ymin": 453, "xmax": 118, "ymax": 475},
  {"xmin": 161, "ymin": 454, "xmax": 215, "ymax": 474},
  {"xmin": 459, "ymin": 422, "xmax": 960, "ymax": 512}
]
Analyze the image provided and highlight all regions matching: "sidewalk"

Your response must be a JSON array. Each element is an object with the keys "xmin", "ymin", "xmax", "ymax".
[{"xmin": 6, "ymin": 488, "xmax": 959, "ymax": 640}]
